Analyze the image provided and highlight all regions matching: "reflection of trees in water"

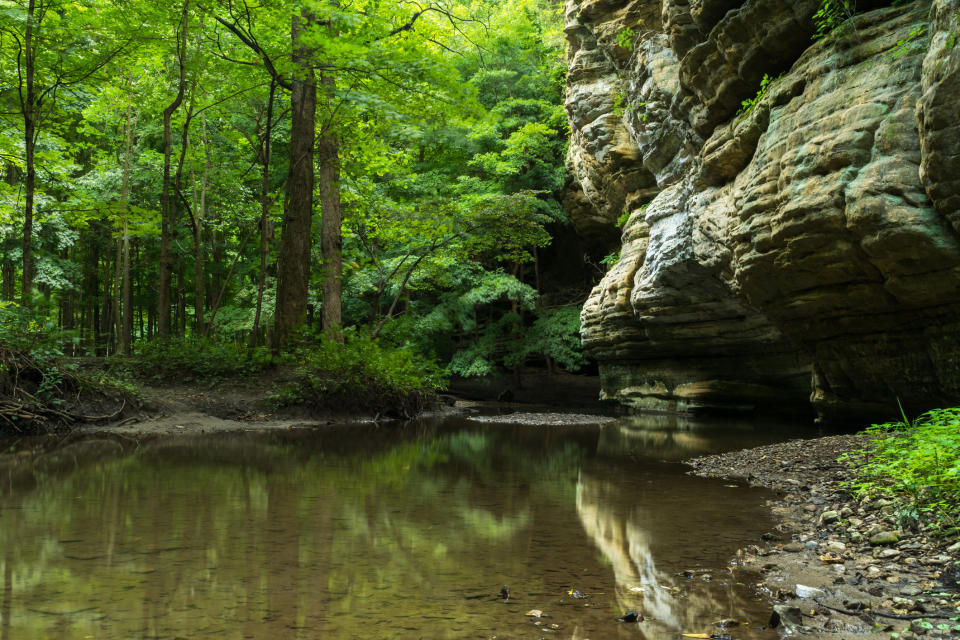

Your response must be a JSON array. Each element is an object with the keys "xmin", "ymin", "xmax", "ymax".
[
  {"xmin": 0, "ymin": 426, "xmax": 591, "ymax": 639},
  {"xmin": 576, "ymin": 471, "xmax": 769, "ymax": 637}
]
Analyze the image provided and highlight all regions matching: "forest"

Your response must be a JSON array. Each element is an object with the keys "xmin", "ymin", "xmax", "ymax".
[
  {"xmin": 2, "ymin": 1, "xmax": 959, "ymax": 638},
  {"xmin": 0, "ymin": 0, "xmax": 592, "ymax": 426}
]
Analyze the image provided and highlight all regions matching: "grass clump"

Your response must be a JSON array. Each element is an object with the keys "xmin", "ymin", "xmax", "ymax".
[
  {"xmin": 841, "ymin": 406, "xmax": 960, "ymax": 537},
  {"xmin": 271, "ymin": 331, "xmax": 447, "ymax": 419}
]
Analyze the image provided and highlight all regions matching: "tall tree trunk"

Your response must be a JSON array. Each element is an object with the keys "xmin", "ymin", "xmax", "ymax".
[
  {"xmin": 252, "ymin": 80, "xmax": 276, "ymax": 347},
  {"xmin": 177, "ymin": 258, "xmax": 186, "ymax": 336},
  {"xmin": 121, "ymin": 232, "xmax": 132, "ymax": 352},
  {"xmin": 157, "ymin": 0, "xmax": 189, "ymax": 338},
  {"xmin": 86, "ymin": 237, "xmax": 100, "ymax": 350},
  {"xmin": 272, "ymin": 9, "xmax": 316, "ymax": 352},
  {"xmin": 21, "ymin": 0, "xmax": 37, "ymax": 305},
  {"xmin": 318, "ymin": 70, "xmax": 342, "ymax": 342},
  {"xmin": 101, "ymin": 253, "xmax": 114, "ymax": 355},
  {"xmin": 61, "ymin": 248, "xmax": 74, "ymax": 334},
  {"xmin": 2, "ymin": 166, "xmax": 13, "ymax": 301},
  {"xmin": 120, "ymin": 91, "xmax": 134, "ymax": 355},
  {"xmin": 192, "ymin": 117, "xmax": 209, "ymax": 335},
  {"xmin": 112, "ymin": 231, "xmax": 122, "ymax": 351},
  {"xmin": 1, "ymin": 263, "xmax": 12, "ymax": 301}
]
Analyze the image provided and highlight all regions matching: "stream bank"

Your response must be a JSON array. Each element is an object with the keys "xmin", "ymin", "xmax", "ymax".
[{"xmin": 688, "ymin": 435, "xmax": 960, "ymax": 640}]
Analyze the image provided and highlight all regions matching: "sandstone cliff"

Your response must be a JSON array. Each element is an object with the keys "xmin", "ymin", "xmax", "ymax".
[{"xmin": 566, "ymin": 0, "xmax": 960, "ymax": 421}]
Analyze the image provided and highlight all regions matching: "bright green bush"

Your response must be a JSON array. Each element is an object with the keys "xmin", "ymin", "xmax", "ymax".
[
  {"xmin": 842, "ymin": 407, "xmax": 960, "ymax": 536},
  {"xmin": 271, "ymin": 331, "xmax": 448, "ymax": 419}
]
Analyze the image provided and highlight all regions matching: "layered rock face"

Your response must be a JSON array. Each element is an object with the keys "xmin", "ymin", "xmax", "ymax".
[{"xmin": 567, "ymin": 0, "xmax": 960, "ymax": 421}]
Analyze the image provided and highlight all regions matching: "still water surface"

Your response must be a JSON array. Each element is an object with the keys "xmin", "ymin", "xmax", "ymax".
[{"xmin": 0, "ymin": 411, "xmax": 817, "ymax": 639}]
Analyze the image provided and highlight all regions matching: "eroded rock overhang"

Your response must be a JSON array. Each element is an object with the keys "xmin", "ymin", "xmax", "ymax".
[{"xmin": 566, "ymin": 0, "xmax": 960, "ymax": 422}]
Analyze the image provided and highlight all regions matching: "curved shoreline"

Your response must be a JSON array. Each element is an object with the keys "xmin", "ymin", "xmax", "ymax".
[{"xmin": 687, "ymin": 434, "xmax": 960, "ymax": 640}]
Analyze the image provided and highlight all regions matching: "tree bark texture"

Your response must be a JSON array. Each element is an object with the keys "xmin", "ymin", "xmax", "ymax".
[
  {"xmin": 119, "ymin": 89, "xmax": 134, "ymax": 355},
  {"xmin": 272, "ymin": 9, "xmax": 316, "ymax": 351},
  {"xmin": 318, "ymin": 70, "xmax": 342, "ymax": 342},
  {"xmin": 252, "ymin": 80, "xmax": 276, "ymax": 346}
]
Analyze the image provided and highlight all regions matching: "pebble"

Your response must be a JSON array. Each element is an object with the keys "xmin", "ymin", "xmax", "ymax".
[
  {"xmin": 875, "ymin": 549, "xmax": 901, "ymax": 559},
  {"xmin": 769, "ymin": 605, "xmax": 803, "ymax": 629},
  {"xmin": 796, "ymin": 584, "xmax": 827, "ymax": 598},
  {"xmin": 869, "ymin": 531, "xmax": 899, "ymax": 545},
  {"xmin": 825, "ymin": 541, "xmax": 847, "ymax": 553},
  {"xmin": 820, "ymin": 510, "xmax": 841, "ymax": 524}
]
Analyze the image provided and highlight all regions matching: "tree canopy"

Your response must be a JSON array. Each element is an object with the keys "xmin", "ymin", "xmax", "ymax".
[{"xmin": 0, "ymin": 0, "xmax": 586, "ymax": 379}]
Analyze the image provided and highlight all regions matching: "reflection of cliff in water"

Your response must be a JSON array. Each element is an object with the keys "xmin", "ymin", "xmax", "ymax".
[
  {"xmin": 576, "ymin": 467, "xmax": 774, "ymax": 636},
  {"xmin": 597, "ymin": 414, "xmax": 817, "ymax": 461}
]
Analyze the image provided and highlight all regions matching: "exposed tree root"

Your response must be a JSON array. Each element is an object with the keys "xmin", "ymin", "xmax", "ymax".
[{"xmin": 0, "ymin": 346, "xmax": 133, "ymax": 435}]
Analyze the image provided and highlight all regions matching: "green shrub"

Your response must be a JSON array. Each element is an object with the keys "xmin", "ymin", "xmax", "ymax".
[
  {"xmin": 271, "ymin": 331, "xmax": 448, "ymax": 419},
  {"xmin": 135, "ymin": 337, "xmax": 271, "ymax": 381},
  {"xmin": 841, "ymin": 407, "xmax": 960, "ymax": 537}
]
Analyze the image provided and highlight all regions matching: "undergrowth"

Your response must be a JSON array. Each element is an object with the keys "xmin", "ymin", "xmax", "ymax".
[
  {"xmin": 0, "ymin": 302, "xmax": 137, "ymax": 434},
  {"xmin": 133, "ymin": 337, "xmax": 272, "ymax": 381},
  {"xmin": 270, "ymin": 330, "xmax": 448, "ymax": 419},
  {"xmin": 841, "ymin": 406, "xmax": 960, "ymax": 538}
]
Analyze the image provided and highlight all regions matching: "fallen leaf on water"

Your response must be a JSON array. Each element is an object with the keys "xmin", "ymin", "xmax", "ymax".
[
  {"xmin": 526, "ymin": 609, "xmax": 543, "ymax": 618},
  {"xmin": 819, "ymin": 553, "xmax": 844, "ymax": 564},
  {"xmin": 682, "ymin": 634, "xmax": 711, "ymax": 638}
]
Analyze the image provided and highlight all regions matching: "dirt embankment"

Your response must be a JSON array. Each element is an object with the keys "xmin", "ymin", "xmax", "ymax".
[
  {"xmin": 88, "ymin": 370, "xmax": 605, "ymax": 436},
  {"xmin": 687, "ymin": 435, "xmax": 960, "ymax": 640},
  {"xmin": 96, "ymin": 376, "xmax": 358, "ymax": 435}
]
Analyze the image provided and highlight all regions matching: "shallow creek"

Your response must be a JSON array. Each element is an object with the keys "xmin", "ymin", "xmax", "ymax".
[{"xmin": 0, "ymin": 411, "xmax": 818, "ymax": 639}]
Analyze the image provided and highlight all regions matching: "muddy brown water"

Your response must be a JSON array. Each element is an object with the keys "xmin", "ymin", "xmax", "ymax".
[{"xmin": 0, "ymin": 411, "xmax": 821, "ymax": 639}]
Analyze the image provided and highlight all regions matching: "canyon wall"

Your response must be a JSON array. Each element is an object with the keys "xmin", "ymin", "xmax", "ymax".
[{"xmin": 566, "ymin": 0, "xmax": 960, "ymax": 421}]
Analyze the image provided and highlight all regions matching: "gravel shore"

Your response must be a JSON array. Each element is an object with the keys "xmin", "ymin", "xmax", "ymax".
[{"xmin": 687, "ymin": 434, "xmax": 960, "ymax": 640}]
